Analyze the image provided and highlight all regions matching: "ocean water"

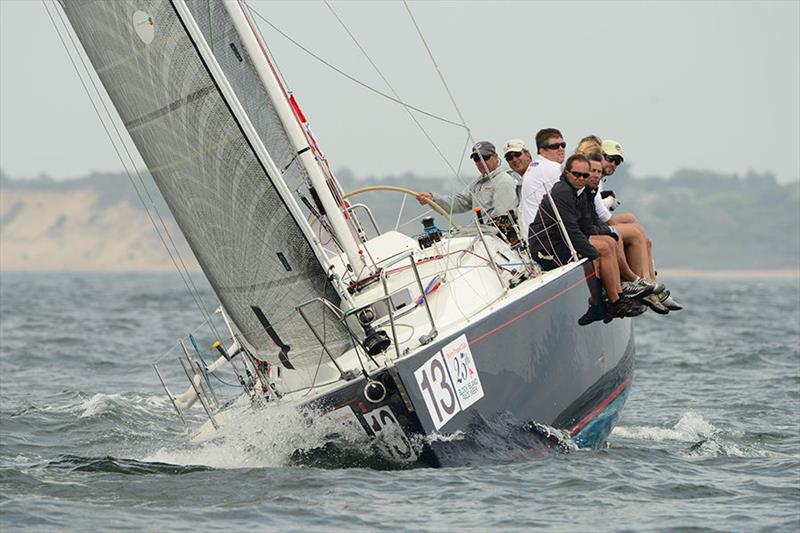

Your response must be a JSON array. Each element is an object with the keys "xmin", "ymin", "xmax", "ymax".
[{"xmin": 1, "ymin": 272, "xmax": 798, "ymax": 532}]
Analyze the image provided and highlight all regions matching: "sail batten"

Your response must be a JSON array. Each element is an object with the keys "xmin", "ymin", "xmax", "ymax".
[{"xmin": 61, "ymin": 0, "xmax": 353, "ymax": 368}]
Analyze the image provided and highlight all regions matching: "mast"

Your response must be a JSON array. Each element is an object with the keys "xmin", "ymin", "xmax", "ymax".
[{"xmin": 222, "ymin": 0, "xmax": 366, "ymax": 280}]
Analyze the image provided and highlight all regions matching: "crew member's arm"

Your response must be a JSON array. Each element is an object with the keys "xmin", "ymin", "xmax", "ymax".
[
  {"xmin": 594, "ymin": 193, "xmax": 613, "ymax": 224},
  {"xmin": 430, "ymin": 187, "xmax": 472, "ymax": 214},
  {"xmin": 553, "ymin": 193, "xmax": 599, "ymax": 260}
]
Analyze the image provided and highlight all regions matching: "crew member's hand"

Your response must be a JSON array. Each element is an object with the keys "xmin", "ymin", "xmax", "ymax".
[{"xmin": 416, "ymin": 192, "xmax": 433, "ymax": 205}]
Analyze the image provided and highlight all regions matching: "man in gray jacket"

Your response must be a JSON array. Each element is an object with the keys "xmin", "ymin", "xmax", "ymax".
[{"xmin": 416, "ymin": 141, "xmax": 518, "ymax": 216}]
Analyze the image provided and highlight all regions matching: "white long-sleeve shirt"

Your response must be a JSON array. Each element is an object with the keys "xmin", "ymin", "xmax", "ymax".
[
  {"xmin": 594, "ymin": 181, "xmax": 613, "ymax": 223},
  {"xmin": 520, "ymin": 155, "xmax": 562, "ymax": 240}
]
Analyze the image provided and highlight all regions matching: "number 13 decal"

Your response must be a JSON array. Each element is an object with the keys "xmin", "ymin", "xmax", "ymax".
[{"xmin": 414, "ymin": 354, "xmax": 460, "ymax": 430}]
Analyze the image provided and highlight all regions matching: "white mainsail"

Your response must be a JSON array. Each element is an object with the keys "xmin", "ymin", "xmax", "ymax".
[{"xmin": 60, "ymin": 0, "xmax": 360, "ymax": 369}]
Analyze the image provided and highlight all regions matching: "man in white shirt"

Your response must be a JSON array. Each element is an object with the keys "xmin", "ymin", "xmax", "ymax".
[{"xmin": 519, "ymin": 128, "xmax": 567, "ymax": 241}]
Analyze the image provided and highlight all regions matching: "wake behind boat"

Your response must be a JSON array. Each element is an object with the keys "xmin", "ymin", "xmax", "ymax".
[{"xmin": 55, "ymin": 0, "xmax": 634, "ymax": 467}]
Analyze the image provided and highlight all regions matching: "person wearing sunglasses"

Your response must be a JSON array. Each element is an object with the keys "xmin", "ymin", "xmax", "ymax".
[
  {"xmin": 527, "ymin": 154, "xmax": 634, "ymax": 320},
  {"xmin": 597, "ymin": 139, "xmax": 637, "ymax": 225},
  {"xmin": 601, "ymin": 139, "xmax": 624, "ymax": 177},
  {"xmin": 502, "ymin": 138, "xmax": 533, "ymax": 184},
  {"xmin": 597, "ymin": 140, "xmax": 683, "ymax": 312},
  {"xmin": 584, "ymin": 153, "xmax": 662, "ymax": 311},
  {"xmin": 519, "ymin": 128, "xmax": 568, "ymax": 242},
  {"xmin": 415, "ymin": 140, "xmax": 518, "ymax": 218}
]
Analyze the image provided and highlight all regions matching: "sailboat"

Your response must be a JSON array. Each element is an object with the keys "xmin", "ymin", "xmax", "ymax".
[{"xmin": 56, "ymin": 0, "xmax": 634, "ymax": 467}]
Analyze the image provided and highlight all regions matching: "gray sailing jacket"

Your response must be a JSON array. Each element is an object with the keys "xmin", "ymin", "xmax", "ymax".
[{"xmin": 431, "ymin": 167, "xmax": 519, "ymax": 216}]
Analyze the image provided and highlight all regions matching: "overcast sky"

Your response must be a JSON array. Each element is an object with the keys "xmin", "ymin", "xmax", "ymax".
[{"xmin": 1, "ymin": 0, "xmax": 798, "ymax": 183}]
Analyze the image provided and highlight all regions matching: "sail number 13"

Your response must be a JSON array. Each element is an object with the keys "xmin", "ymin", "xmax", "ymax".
[
  {"xmin": 413, "ymin": 335, "xmax": 485, "ymax": 431},
  {"xmin": 415, "ymin": 355, "xmax": 459, "ymax": 429}
]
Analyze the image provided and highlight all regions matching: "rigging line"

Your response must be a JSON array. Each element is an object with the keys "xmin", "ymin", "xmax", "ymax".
[
  {"xmin": 49, "ymin": 2, "xmax": 220, "ymax": 339},
  {"xmin": 45, "ymin": 1, "xmax": 221, "ymax": 338},
  {"xmin": 395, "ymin": 208, "xmax": 446, "ymax": 231},
  {"xmin": 303, "ymin": 281, "xmax": 331, "ymax": 396},
  {"xmin": 242, "ymin": 0, "xmax": 291, "ymax": 92},
  {"xmin": 51, "ymin": 2, "xmax": 219, "ymax": 337},
  {"xmin": 401, "ymin": 1, "xmax": 499, "ymax": 217},
  {"xmin": 322, "ymin": 0, "xmax": 463, "ymax": 181},
  {"xmin": 322, "ymin": 1, "xmax": 491, "ymax": 275},
  {"xmin": 394, "ymin": 192, "xmax": 408, "ymax": 232},
  {"xmin": 401, "ymin": 2, "xmax": 512, "ymax": 266},
  {"xmin": 402, "ymin": 0, "xmax": 473, "ymax": 145},
  {"xmin": 243, "ymin": 3, "xmax": 464, "ymax": 129}
]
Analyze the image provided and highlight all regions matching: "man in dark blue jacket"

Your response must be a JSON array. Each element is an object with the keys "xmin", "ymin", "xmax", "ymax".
[{"xmin": 527, "ymin": 154, "xmax": 629, "ymax": 319}]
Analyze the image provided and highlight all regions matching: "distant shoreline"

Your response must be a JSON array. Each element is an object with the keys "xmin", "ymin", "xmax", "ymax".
[
  {"xmin": 2, "ymin": 267, "xmax": 798, "ymax": 280},
  {"xmin": 657, "ymin": 268, "xmax": 799, "ymax": 280}
]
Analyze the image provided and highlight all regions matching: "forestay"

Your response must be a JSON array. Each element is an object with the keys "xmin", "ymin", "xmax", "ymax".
[{"xmin": 60, "ymin": 0, "xmax": 352, "ymax": 369}]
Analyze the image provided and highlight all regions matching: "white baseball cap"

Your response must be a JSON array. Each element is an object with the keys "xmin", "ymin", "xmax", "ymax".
[
  {"xmin": 503, "ymin": 138, "xmax": 527, "ymax": 155},
  {"xmin": 601, "ymin": 139, "xmax": 624, "ymax": 158}
]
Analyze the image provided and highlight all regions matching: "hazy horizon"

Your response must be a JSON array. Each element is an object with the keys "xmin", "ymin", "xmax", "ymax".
[{"xmin": 1, "ymin": 0, "xmax": 798, "ymax": 183}]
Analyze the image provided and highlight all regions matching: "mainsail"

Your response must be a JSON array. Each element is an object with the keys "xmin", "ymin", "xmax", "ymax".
[{"xmin": 60, "ymin": 0, "xmax": 354, "ymax": 369}]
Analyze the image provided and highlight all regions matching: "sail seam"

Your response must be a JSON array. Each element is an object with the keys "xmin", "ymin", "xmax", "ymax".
[{"xmin": 124, "ymin": 85, "xmax": 216, "ymax": 129}]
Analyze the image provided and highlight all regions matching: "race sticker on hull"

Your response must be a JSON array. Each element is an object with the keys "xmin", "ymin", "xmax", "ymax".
[
  {"xmin": 320, "ymin": 405, "xmax": 367, "ymax": 435},
  {"xmin": 363, "ymin": 406, "xmax": 417, "ymax": 461},
  {"xmin": 413, "ymin": 334, "xmax": 484, "ymax": 430}
]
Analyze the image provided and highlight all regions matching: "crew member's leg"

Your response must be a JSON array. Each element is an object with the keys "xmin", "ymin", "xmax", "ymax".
[
  {"xmin": 589, "ymin": 235, "xmax": 621, "ymax": 301},
  {"xmin": 609, "ymin": 212, "xmax": 638, "ymax": 225},
  {"xmin": 610, "ymin": 223, "xmax": 649, "ymax": 279}
]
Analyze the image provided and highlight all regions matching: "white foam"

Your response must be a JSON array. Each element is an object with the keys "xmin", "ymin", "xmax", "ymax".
[
  {"xmin": 612, "ymin": 411, "xmax": 781, "ymax": 458},
  {"xmin": 143, "ymin": 402, "xmax": 376, "ymax": 469},
  {"xmin": 686, "ymin": 438, "xmax": 775, "ymax": 458},
  {"xmin": 425, "ymin": 430, "xmax": 466, "ymax": 443},
  {"xmin": 77, "ymin": 392, "xmax": 169, "ymax": 418},
  {"xmin": 78, "ymin": 393, "xmax": 120, "ymax": 418},
  {"xmin": 612, "ymin": 411, "xmax": 717, "ymax": 442}
]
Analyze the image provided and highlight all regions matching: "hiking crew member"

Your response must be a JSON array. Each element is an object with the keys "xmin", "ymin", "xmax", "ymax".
[{"xmin": 528, "ymin": 154, "xmax": 635, "ymax": 319}]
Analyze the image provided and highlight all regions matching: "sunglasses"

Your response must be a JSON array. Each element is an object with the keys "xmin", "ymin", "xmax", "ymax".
[
  {"xmin": 604, "ymin": 155, "xmax": 624, "ymax": 166},
  {"xmin": 471, "ymin": 154, "xmax": 492, "ymax": 162},
  {"xmin": 543, "ymin": 142, "xmax": 566, "ymax": 150},
  {"xmin": 568, "ymin": 169, "xmax": 590, "ymax": 179},
  {"xmin": 504, "ymin": 151, "xmax": 523, "ymax": 161}
]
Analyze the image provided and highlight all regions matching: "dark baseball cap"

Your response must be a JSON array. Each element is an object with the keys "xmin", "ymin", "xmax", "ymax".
[{"xmin": 470, "ymin": 141, "xmax": 496, "ymax": 159}]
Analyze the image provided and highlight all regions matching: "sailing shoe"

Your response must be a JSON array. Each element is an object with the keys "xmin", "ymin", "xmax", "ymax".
[
  {"xmin": 604, "ymin": 298, "xmax": 636, "ymax": 321},
  {"xmin": 661, "ymin": 293, "xmax": 684, "ymax": 311},
  {"xmin": 578, "ymin": 303, "xmax": 606, "ymax": 326},
  {"xmin": 621, "ymin": 277, "xmax": 657, "ymax": 299},
  {"xmin": 603, "ymin": 299, "xmax": 623, "ymax": 323},
  {"xmin": 643, "ymin": 292, "xmax": 670, "ymax": 315},
  {"xmin": 623, "ymin": 300, "xmax": 647, "ymax": 317},
  {"xmin": 646, "ymin": 278, "xmax": 666, "ymax": 295}
]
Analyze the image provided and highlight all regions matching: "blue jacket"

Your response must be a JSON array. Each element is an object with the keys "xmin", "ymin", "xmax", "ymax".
[{"xmin": 527, "ymin": 175, "xmax": 599, "ymax": 261}]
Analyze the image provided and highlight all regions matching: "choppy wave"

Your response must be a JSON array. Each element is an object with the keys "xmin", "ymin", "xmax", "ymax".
[
  {"xmin": 77, "ymin": 392, "xmax": 169, "ymax": 419},
  {"xmin": 44, "ymin": 455, "xmax": 210, "ymax": 475},
  {"xmin": 612, "ymin": 411, "xmax": 779, "ymax": 458},
  {"xmin": 143, "ymin": 402, "xmax": 395, "ymax": 469},
  {"xmin": 2, "ymin": 274, "xmax": 799, "ymax": 531}
]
